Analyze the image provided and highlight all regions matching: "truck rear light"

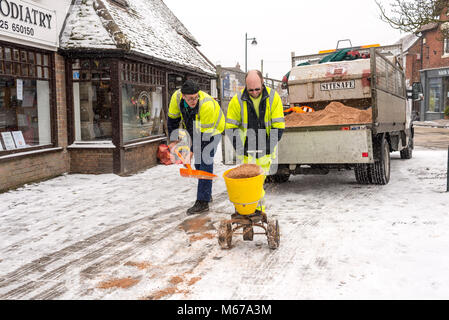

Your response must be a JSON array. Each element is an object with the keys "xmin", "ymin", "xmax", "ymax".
[{"xmin": 362, "ymin": 152, "xmax": 369, "ymax": 158}]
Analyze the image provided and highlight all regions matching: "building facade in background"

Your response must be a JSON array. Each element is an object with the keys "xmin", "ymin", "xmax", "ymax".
[
  {"xmin": 0, "ymin": 0, "xmax": 72, "ymax": 191},
  {"xmin": 400, "ymin": 10, "xmax": 449, "ymax": 121},
  {"xmin": 216, "ymin": 63, "xmax": 288, "ymax": 113},
  {"xmin": 0, "ymin": 0, "xmax": 217, "ymax": 192}
]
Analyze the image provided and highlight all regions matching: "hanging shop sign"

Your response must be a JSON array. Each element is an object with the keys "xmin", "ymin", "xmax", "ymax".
[{"xmin": 0, "ymin": 0, "xmax": 57, "ymax": 48}]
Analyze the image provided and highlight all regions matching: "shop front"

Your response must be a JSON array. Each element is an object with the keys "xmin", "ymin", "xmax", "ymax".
[
  {"xmin": 63, "ymin": 51, "xmax": 214, "ymax": 175},
  {"xmin": 420, "ymin": 67, "xmax": 449, "ymax": 120},
  {"xmin": 58, "ymin": 0, "xmax": 217, "ymax": 176},
  {"xmin": 0, "ymin": 0, "xmax": 71, "ymax": 192},
  {"xmin": 64, "ymin": 52, "xmax": 168, "ymax": 175}
]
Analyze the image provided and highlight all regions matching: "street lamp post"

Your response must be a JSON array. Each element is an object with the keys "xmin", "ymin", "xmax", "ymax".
[{"xmin": 245, "ymin": 33, "xmax": 257, "ymax": 73}]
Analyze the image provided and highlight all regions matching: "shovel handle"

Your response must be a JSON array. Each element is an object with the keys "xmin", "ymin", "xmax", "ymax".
[{"xmin": 174, "ymin": 148, "xmax": 192, "ymax": 170}]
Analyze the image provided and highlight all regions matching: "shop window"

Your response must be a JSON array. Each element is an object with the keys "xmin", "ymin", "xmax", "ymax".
[
  {"xmin": 0, "ymin": 44, "xmax": 52, "ymax": 153},
  {"xmin": 444, "ymin": 77, "xmax": 449, "ymax": 112},
  {"xmin": 120, "ymin": 62, "xmax": 165, "ymax": 142},
  {"xmin": 72, "ymin": 59, "xmax": 112, "ymax": 141},
  {"xmin": 122, "ymin": 84, "xmax": 164, "ymax": 142},
  {"xmin": 428, "ymin": 78, "xmax": 442, "ymax": 113},
  {"xmin": 121, "ymin": 62, "xmax": 163, "ymax": 86}
]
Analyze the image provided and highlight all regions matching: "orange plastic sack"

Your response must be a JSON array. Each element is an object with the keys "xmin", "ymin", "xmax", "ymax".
[{"xmin": 157, "ymin": 144, "xmax": 174, "ymax": 165}]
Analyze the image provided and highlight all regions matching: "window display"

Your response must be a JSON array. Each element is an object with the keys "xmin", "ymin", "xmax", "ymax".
[
  {"xmin": 0, "ymin": 78, "xmax": 51, "ymax": 151},
  {"xmin": 122, "ymin": 84, "xmax": 164, "ymax": 142},
  {"xmin": 72, "ymin": 59, "xmax": 112, "ymax": 141},
  {"xmin": 0, "ymin": 44, "xmax": 52, "ymax": 153}
]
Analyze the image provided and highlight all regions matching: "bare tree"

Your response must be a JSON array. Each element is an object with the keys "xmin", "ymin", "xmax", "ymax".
[{"xmin": 376, "ymin": 0, "xmax": 449, "ymax": 37}]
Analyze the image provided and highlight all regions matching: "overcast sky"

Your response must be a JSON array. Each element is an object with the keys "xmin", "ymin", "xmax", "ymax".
[{"xmin": 163, "ymin": 0, "xmax": 406, "ymax": 80}]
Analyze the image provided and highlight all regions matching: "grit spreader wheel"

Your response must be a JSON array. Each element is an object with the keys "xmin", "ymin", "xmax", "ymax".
[
  {"xmin": 218, "ymin": 221, "xmax": 233, "ymax": 249},
  {"xmin": 266, "ymin": 219, "xmax": 280, "ymax": 250}
]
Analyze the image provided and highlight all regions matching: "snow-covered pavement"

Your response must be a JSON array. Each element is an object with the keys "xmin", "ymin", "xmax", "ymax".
[{"xmin": 0, "ymin": 145, "xmax": 448, "ymax": 299}]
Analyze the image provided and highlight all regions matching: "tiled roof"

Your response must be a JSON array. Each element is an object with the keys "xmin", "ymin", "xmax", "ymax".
[{"xmin": 60, "ymin": 0, "xmax": 215, "ymax": 75}]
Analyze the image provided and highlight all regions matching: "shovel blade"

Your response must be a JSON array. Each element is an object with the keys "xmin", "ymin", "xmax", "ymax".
[{"xmin": 180, "ymin": 168, "xmax": 218, "ymax": 180}]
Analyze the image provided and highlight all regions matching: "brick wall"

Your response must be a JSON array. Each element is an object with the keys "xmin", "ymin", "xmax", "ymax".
[
  {"xmin": 55, "ymin": 53, "xmax": 68, "ymax": 148},
  {"xmin": 0, "ymin": 52, "xmax": 70, "ymax": 193},
  {"xmin": 123, "ymin": 142, "xmax": 160, "ymax": 175},
  {"xmin": 421, "ymin": 28, "xmax": 449, "ymax": 69},
  {"xmin": 405, "ymin": 45, "xmax": 421, "ymax": 84},
  {"xmin": 407, "ymin": 25, "xmax": 449, "ymax": 77},
  {"xmin": 69, "ymin": 149, "xmax": 114, "ymax": 174},
  {"xmin": 0, "ymin": 151, "xmax": 68, "ymax": 191}
]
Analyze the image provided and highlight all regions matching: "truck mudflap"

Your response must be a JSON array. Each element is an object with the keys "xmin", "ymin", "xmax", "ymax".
[{"xmin": 277, "ymin": 127, "xmax": 374, "ymax": 165}]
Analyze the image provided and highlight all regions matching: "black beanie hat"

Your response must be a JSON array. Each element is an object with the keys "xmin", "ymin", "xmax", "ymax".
[{"xmin": 181, "ymin": 80, "xmax": 200, "ymax": 95}]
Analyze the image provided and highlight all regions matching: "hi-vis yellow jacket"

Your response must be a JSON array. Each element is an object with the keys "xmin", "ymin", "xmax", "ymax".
[
  {"xmin": 168, "ymin": 90, "xmax": 225, "ymax": 136},
  {"xmin": 225, "ymin": 87, "xmax": 285, "ymax": 137}
]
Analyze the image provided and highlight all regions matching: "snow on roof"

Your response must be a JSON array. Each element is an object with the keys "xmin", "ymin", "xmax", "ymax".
[
  {"xmin": 60, "ymin": 0, "xmax": 215, "ymax": 76},
  {"xmin": 60, "ymin": 0, "xmax": 117, "ymax": 49},
  {"xmin": 395, "ymin": 33, "xmax": 420, "ymax": 53},
  {"xmin": 418, "ymin": 22, "xmax": 439, "ymax": 32}
]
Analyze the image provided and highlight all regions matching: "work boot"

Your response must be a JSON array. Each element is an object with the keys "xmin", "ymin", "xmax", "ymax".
[{"xmin": 187, "ymin": 200, "xmax": 209, "ymax": 215}]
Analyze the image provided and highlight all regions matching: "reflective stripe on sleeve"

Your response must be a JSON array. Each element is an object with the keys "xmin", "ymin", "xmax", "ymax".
[
  {"xmin": 168, "ymin": 112, "xmax": 181, "ymax": 119},
  {"xmin": 226, "ymin": 118, "xmax": 241, "ymax": 126},
  {"xmin": 269, "ymin": 89, "xmax": 276, "ymax": 107},
  {"xmin": 271, "ymin": 117, "xmax": 285, "ymax": 123}
]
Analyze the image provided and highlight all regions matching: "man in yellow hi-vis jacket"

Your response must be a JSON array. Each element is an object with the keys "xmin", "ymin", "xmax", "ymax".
[
  {"xmin": 168, "ymin": 80, "xmax": 225, "ymax": 215},
  {"xmin": 225, "ymin": 70, "xmax": 285, "ymax": 213}
]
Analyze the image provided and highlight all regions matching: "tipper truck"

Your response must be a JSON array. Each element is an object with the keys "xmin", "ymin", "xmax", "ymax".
[{"xmin": 268, "ymin": 43, "xmax": 413, "ymax": 185}]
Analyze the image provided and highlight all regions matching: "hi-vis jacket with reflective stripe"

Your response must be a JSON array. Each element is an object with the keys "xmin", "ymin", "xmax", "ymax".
[
  {"xmin": 225, "ymin": 86, "xmax": 285, "ymax": 136},
  {"xmin": 168, "ymin": 90, "xmax": 225, "ymax": 136}
]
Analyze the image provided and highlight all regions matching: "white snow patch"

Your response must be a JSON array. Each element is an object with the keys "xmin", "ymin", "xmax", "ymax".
[{"xmin": 0, "ymin": 146, "xmax": 449, "ymax": 299}]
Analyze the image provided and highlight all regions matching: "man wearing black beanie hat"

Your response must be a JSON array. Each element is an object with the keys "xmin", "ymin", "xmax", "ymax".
[{"xmin": 167, "ymin": 80, "xmax": 225, "ymax": 215}]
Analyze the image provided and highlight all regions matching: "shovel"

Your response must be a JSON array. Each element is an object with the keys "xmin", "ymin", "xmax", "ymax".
[{"xmin": 174, "ymin": 148, "xmax": 218, "ymax": 180}]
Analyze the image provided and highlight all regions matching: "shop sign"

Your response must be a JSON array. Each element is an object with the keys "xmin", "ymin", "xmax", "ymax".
[
  {"xmin": 0, "ymin": 0, "xmax": 57, "ymax": 47},
  {"xmin": 437, "ymin": 69, "xmax": 449, "ymax": 77}
]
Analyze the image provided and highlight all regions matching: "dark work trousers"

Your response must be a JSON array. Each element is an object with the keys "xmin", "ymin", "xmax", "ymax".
[{"xmin": 195, "ymin": 134, "xmax": 221, "ymax": 202}]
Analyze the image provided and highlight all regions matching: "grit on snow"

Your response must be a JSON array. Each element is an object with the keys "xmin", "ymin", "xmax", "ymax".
[{"xmin": 0, "ymin": 145, "xmax": 448, "ymax": 299}]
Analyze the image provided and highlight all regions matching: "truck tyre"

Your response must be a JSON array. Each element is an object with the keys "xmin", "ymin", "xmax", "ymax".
[
  {"xmin": 274, "ymin": 174, "xmax": 290, "ymax": 183},
  {"xmin": 400, "ymin": 136, "xmax": 413, "ymax": 159},
  {"xmin": 266, "ymin": 174, "xmax": 290, "ymax": 184},
  {"xmin": 370, "ymin": 136, "xmax": 390, "ymax": 185},
  {"xmin": 354, "ymin": 164, "xmax": 372, "ymax": 184}
]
